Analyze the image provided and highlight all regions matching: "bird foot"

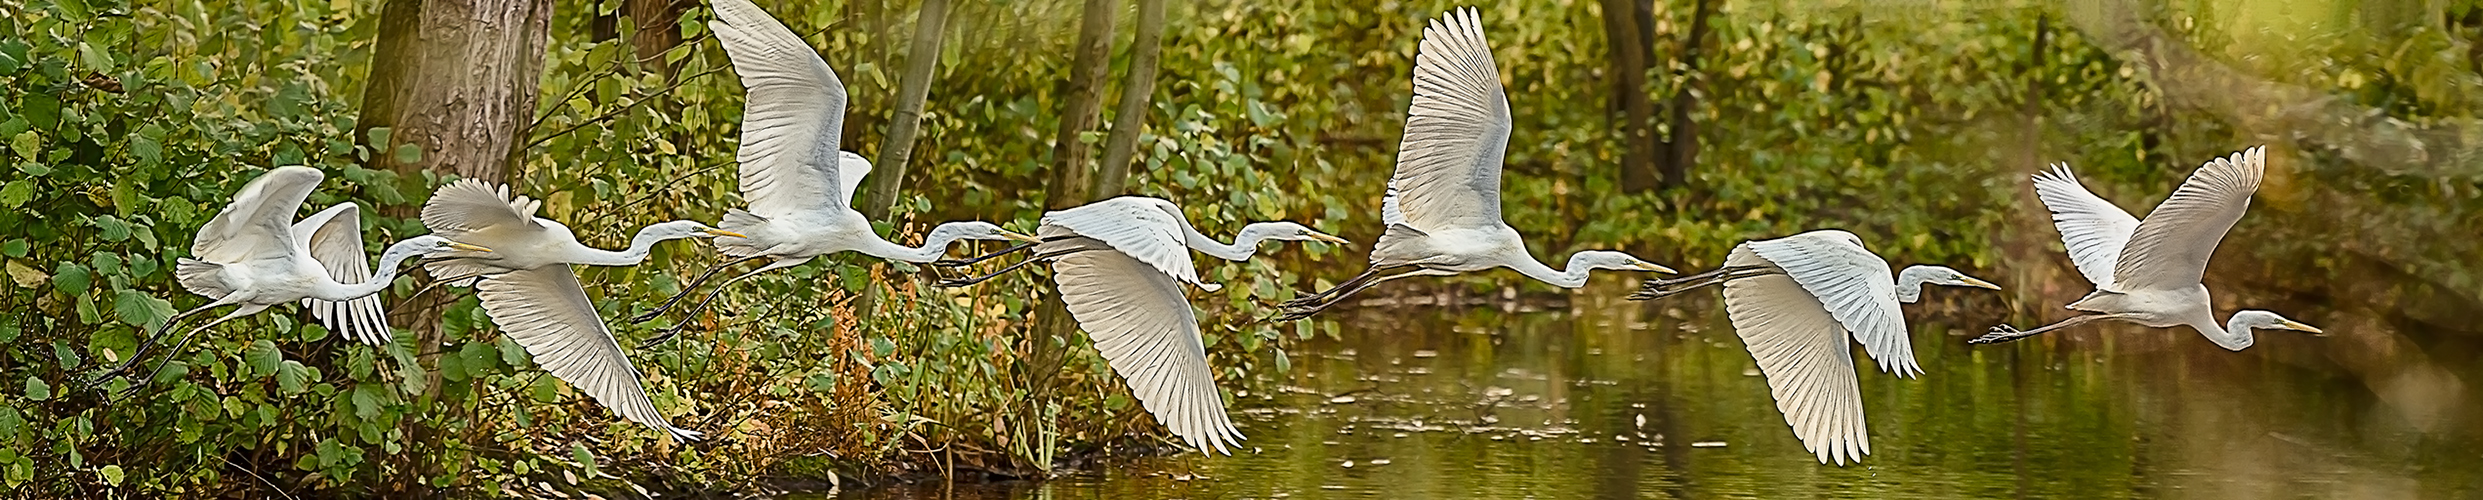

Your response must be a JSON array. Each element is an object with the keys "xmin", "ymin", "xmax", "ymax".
[
  {"xmin": 929, "ymin": 259, "xmax": 972, "ymax": 267},
  {"xmin": 1277, "ymin": 297, "xmax": 1324, "ymax": 309},
  {"xmin": 933, "ymin": 278, "xmax": 974, "ymax": 288},
  {"xmin": 627, "ymin": 311, "xmax": 664, "ymax": 323},
  {"xmin": 1967, "ymin": 325, "xmax": 2025, "ymax": 345}
]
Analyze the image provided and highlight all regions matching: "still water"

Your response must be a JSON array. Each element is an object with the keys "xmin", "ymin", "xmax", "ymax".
[{"xmin": 832, "ymin": 283, "xmax": 2482, "ymax": 499}]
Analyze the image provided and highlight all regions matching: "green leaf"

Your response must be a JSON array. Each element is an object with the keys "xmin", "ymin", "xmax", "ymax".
[
  {"xmin": 276, "ymin": 361, "xmax": 311, "ymax": 394},
  {"xmin": 54, "ymin": 0, "xmax": 91, "ymax": 19},
  {"xmin": 244, "ymin": 340, "xmax": 281, "ymax": 376},
  {"xmin": 97, "ymin": 465, "xmax": 121, "ymax": 486},
  {"xmin": 4, "ymin": 132, "xmax": 32, "ymax": 161},
  {"xmin": 92, "ymin": 216, "xmax": 131, "ymax": 241},
  {"xmin": 52, "ymin": 263, "xmax": 89, "ymax": 295},
  {"xmin": 112, "ymin": 289, "xmax": 172, "ymax": 328},
  {"xmin": 75, "ymin": 43, "xmax": 110, "ymax": 72},
  {"xmin": 392, "ymin": 143, "xmax": 421, "ymax": 164},
  {"xmin": 571, "ymin": 443, "xmax": 599, "ymax": 478},
  {"xmin": 1, "ymin": 240, "xmax": 26, "ymax": 258},
  {"xmin": 531, "ymin": 374, "xmax": 561, "ymax": 403},
  {"xmin": 0, "ymin": 181, "xmax": 30, "ymax": 208},
  {"xmin": 22, "ymin": 377, "xmax": 48, "ymax": 401},
  {"xmin": 350, "ymin": 384, "xmax": 381, "ymax": 421}
]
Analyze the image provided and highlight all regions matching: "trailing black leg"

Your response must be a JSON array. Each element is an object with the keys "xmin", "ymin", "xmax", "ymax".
[
  {"xmin": 632, "ymin": 255, "xmax": 765, "ymax": 323},
  {"xmin": 931, "ymin": 242, "xmax": 1036, "ymax": 267},
  {"xmin": 934, "ymin": 248, "xmax": 1087, "ymax": 288}
]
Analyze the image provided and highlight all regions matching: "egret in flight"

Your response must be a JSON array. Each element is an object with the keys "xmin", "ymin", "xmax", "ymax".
[
  {"xmin": 1275, "ymin": 7, "xmax": 1672, "ymax": 320},
  {"xmin": 1971, "ymin": 146, "xmax": 2322, "ymax": 348},
  {"xmin": 626, "ymin": 0, "xmax": 1036, "ymax": 341},
  {"xmin": 1630, "ymin": 230, "xmax": 1999, "ymax": 465},
  {"xmin": 421, "ymin": 179, "xmax": 739, "ymax": 442},
  {"xmin": 935, "ymin": 196, "xmax": 1346, "ymax": 454},
  {"xmin": 91, "ymin": 166, "xmax": 486, "ymax": 391}
]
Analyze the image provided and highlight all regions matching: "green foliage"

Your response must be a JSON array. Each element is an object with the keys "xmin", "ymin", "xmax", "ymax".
[{"xmin": 2, "ymin": 0, "xmax": 2477, "ymax": 496}]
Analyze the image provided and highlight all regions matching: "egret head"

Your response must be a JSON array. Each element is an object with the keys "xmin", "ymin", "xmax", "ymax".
[
  {"xmin": 1242, "ymin": 222, "xmax": 1351, "ymax": 245},
  {"xmin": 1571, "ymin": 251, "xmax": 1676, "ymax": 273},
  {"xmin": 933, "ymin": 221, "xmax": 1039, "ymax": 243},
  {"xmin": 641, "ymin": 220, "xmax": 746, "ymax": 241},
  {"xmin": 2233, "ymin": 310, "xmax": 2324, "ymax": 335},
  {"xmin": 1906, "ymin": 266, "xmax": 2001, "ymax": 290}
]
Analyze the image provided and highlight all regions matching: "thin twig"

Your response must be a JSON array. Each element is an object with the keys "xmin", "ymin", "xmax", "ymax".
[{"xmin": 219, "ymin": 455, "xmax": 300, "ymax": 500}]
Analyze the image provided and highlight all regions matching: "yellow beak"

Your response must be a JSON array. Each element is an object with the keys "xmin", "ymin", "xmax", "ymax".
[
  {"xmin": 447, "ymin": 242, "xmax": 493, "ymax": 253},
  {"xmin": 1635, "ymin": 262, "xmax": 1678, "ymax": 274},
  {"xmin": 1000, "ymin": 230, "xmax": 1042, "ymax": 243},
  {"xmin": 1308, "ymin": 232, "xmax": 1351, "ymax": 244},
  {"xmin": 1960, "ymin": 276, "xmax": 2003, "ymax": 290},
  {"xmin": 704, "ymin": 229, "xmax": 749, "ymax": 238},
  {"xmin": 2281, "ymin": 320, "xmax": 2324, "ymax": 334}
]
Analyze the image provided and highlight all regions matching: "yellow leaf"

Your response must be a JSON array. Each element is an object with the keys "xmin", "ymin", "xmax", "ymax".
[{"xmin": 5, "ymin": 261, "xmax": 45, "ymax": 289}]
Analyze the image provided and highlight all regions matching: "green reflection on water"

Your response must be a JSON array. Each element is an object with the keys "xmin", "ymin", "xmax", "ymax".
[{"xmin": 835, "ymin": 287, "xmax": 2483, "ymax": 499}]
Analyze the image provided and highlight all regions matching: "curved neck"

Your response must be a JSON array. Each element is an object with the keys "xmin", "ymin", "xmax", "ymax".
[
  {"xmin": 1186, "ymin": 222, "xmax": 1280, "ymax": 261},
  {"xmin": 2201, "ymin": 315, "xmax": 2260, "ymax": 351},
  {"xmin": 330, "ymin": 241, "xmax": 428, "ymax": 299},
  {"xmin": 1507, "ymin": 251, "xmax": 1595, "ymax": 288},
  {"xmin": 858, "ymin": 222, "xmax": 980, "ymax": 263},
  {"xmin": 1895, "ymin": 266, "xmax": 1934, "ymax": 303},
  {"xmin": 572, "ymin": 225, "xmax": 678, "ymax": 266}
]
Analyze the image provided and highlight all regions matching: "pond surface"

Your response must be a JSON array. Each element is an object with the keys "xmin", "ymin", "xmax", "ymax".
[{"xmin": 823, "ymin": 282, "xmax": 2483, "ymax": 499}]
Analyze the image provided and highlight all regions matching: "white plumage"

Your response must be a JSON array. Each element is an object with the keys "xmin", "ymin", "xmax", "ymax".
[
  {"xmin": 1633, "ymin": 230, "xmax": 1998, "ymax": 465},
  {"xmin": 1277, "ymin": 8, "xmax": 1670, "ymax": 320},
  {"xmin": 1976, "ymin": 146, "xmax": 2323, "ymax": 350}
]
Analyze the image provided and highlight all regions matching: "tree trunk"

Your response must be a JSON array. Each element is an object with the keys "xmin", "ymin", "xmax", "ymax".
[
  {"xmin": 862, "ymin": 0, "xmax": 953, "ymax": 221},
  {"xmin": 1601, "ymin": 0, "xmax": 1659, "ymax": 193},
  {"xmin": 1094, "ymin": 0, "xmax": 1167, "ymax": 198},
  {"xmin": 1041, "ymin": 0, "xmax": 1121, "ymax": 210},
  {"xmin": 354, "ymin": 0, "xmax": 553, "ymax": 492},
  {"xmin": 1654, "ymin": 0, "xmax": 1713, "ymax": 189},
  {"xmin": 1025, "ymin": 0, "xmax": 1119, "ymax": 471},
  {"xmin": 626, "ymin": 0, "xmax": 688, "ymax": 77}
]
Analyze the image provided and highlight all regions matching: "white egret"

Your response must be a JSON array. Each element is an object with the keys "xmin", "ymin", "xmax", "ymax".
[
  {"xmin": 1972, "ymin": 146, "xmax": 2323, "ymax": 348},
  {"xmin": 627, "ymin": 0, "xmax": 1037, "ymax": 340},
  {"xmin": 419, "ymin": 179, "xmax": 740, "ymax": 442},
  {"xmin": 1629, "ymin": 230, "xmax": 1999, "ymax": 465},
  {"xmin": 1275, "ymin": 7, "xmax": 1672, "ymax": 320},
  {"xmin": 92, "ymin": 166, "xmax": 487, "ymax": 390},
  {"xmin": 934, "ymin": 196, "xmax": 1347, "ymax": 454}
]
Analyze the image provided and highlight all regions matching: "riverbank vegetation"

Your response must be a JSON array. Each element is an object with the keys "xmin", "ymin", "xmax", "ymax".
[{"xmin": 2, "ymin": 0, "xmax": 2476, "ymax": 496}]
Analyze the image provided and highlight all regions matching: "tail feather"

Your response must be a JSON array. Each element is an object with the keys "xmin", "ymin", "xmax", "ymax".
[
  {"xmin": 715, "ymin": 209, "xmax": 771, "ymax": 258},
  {"xmin": 175, "ymin": 258, "xmax": 232, "ymax": 299}
]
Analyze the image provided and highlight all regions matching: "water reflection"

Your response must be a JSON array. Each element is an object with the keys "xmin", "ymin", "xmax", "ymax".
[{"xmin": 831, "ymin": 283, "xmax": 2482, "ymax": 499}]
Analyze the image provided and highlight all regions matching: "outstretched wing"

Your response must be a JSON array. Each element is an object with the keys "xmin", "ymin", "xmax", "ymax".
[
  {"xmin": 193, "ymin": 166, "xmax": 322, "ymax": 264},
  {"xmin": 2111, "ymin": 146, "xmax": 2265, "ymax": 291},
  {"xmin": 712, "ymin": 0, "xmax": 851, "ymax": 218},
  {"xmin": 1045, "ymin": 235, "xmax": 1243, "ymax": 454},
  {"xmin": 475, "ymin": 266, "xmax": 701, "ymax": 442},
  {"xmin": 1385, "ymin": 7, "xmax": 1511, "ymax": 231},
  {"xmin": 1747, "ymin": 231, "xmax": 1916, "ymax": 377},
  {"xmin": 836, "ymin": 151, "xmax": 871, "ymax": 209},
  {"xmin": 2031, "ymin": 164, "xmax": 2141, "ymax": 289},
  {"xmin": 1040, "ymin": 197, "xmax": 1213, "ymax": 291},
  {"xmin": 292, "ymin": 203, "xmax": 393, "ymax": 345},
  {"xmin": 1721, "ymin": 246, "xmax": 1870, "ymax": 466}
]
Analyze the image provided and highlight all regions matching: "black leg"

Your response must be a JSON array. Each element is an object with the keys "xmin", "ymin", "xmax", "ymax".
[
  {"xmin": 934, "ymin": 249, "xmax": 1086, "ymax": 288},
  {"xmin": 1969, "ymin": 314, "xmax": 2110, "ymax": 345},
  {"xmin": 86, "ymin": 302, "xmax": 217, "ymax": 389},
  {"xmin": 632, "ymin": 255, "xmax": 764, "ymax": 323},
  {"xmin": 641, "ymin": 266, "xmax": 779, "ymax": 348},
  {"xmin": 931, "ymin": 242, "xmax": 1036, "ymax": 267},
  {"xmin": 1625, "ymin": 265, "xmax": 1773, "ymax": 301},
  {"xmin": 1279, "ymin": 266, "xmax": 1392, "ymax": 309},
  {"xmin": 405, "ymin": 272, "xmax": 490, "ymax": 301},
  {"xmin": 1270, "ymin": 268, "xmax": 1434, "ymax": 321},
  {"xmin": 108, "ymin": 311, "xmax": 242, "ymax": 401}
]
